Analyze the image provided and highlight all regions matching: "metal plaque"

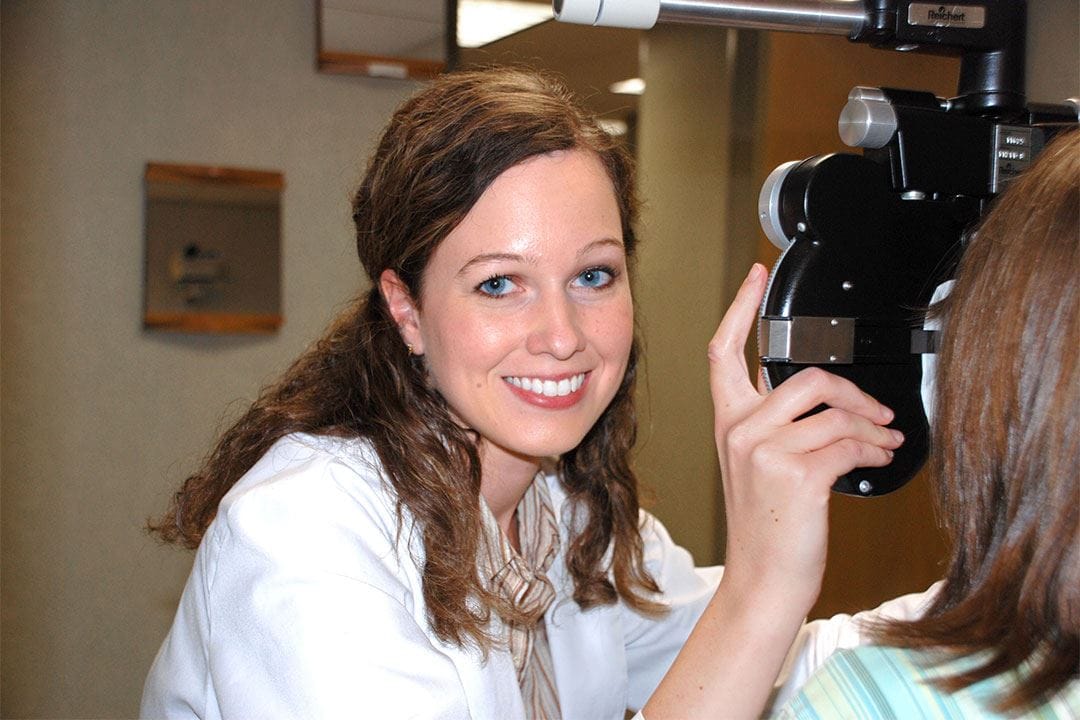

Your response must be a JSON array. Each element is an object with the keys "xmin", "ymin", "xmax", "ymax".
[{"xmin": 907, "ymin": 4, "xmax": 986, "ymax": 28}]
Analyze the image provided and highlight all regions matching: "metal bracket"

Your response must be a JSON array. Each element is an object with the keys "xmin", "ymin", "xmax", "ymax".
[
  {"xmin": 761, "ymin": 316, "xmax": 855, "ymax": 364},
  {"xmin": 763, "ymin": 317, "xmax": 940, "ymax": 364}
]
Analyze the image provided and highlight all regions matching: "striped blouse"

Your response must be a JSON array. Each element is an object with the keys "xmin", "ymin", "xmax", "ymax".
[{"xmin": 774, "ymin": 645, "xmax": 1080, "ymax": 719}]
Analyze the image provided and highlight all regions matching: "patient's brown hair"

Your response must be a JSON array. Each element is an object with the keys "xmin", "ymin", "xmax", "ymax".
[{"xmin": 875, "ymin": 129, "xmax": 1079, "ymax": 712}]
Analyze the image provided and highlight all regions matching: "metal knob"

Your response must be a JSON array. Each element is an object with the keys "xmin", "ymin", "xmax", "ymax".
[
  {"xmin": 838, "ymin": 86, "xmax": 898, "ymax": 148},
  {"xmin": 758, "ymin": 160, "xmax": 800, "ymax": 251}
]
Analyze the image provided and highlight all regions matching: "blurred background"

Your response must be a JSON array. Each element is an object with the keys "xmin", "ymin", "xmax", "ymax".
[{"xmin": 2, "ymin": 1, "xmax": 1077, "ymax": 716}]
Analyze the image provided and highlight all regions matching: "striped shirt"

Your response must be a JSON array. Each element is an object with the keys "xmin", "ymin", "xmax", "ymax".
[{"xmin": 775, "ymin": 645, "xmax": 1080, "ymax": 719}]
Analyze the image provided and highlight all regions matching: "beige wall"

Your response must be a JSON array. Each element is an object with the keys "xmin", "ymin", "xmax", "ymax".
[
  {"xmin": 1, "ymin": 2, "xmax": 416, "ymax": 716},
  {"xmin": 634, "ymin": 25, "xmax": 764, "ymax": 564},
  {"xmin": 1, "ymin": 1, "xmax": 1076, "ymax": 718}
]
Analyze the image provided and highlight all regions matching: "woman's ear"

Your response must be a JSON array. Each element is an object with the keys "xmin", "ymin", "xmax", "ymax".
[{"xmin": 379, "ymin": 269, "xmax": 424, "ymax": 355}]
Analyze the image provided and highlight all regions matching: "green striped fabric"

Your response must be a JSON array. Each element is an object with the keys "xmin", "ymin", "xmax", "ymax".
[{"xmin": 774, "ymin": 645, "xmax": 1080, "ymax": 719}]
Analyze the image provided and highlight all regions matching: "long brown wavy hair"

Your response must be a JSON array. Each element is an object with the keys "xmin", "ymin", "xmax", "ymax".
[
  {"xmin": 873, "ymin": 129, "xmax": 1079, "ymax": 711},
  {"xmin": 149, "ymin": 67, "xmax": 663, "ymax": 650}
]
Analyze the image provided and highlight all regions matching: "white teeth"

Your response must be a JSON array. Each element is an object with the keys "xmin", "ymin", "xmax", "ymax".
[{"xmin": 506, "ymin": 373, "xmax": 586, "ymax": 398}]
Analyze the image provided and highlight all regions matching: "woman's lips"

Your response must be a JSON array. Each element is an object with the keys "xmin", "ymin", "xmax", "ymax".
[{"xmin": 503, "ymin": 372, "xmax": 588, "ymax": 408}]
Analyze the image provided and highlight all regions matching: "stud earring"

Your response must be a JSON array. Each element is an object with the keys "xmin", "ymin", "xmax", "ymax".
[{"xmin": 406, "ymin": 344, "xmax": 414, "ymax": 355}]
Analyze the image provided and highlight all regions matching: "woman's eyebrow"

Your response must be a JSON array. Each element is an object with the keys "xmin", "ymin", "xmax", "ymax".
[
  {"xmin": 577, "ymin": 238, "xmax": 625, "ymax": 257},
  {"xmin": 456, "ymin": 238, "xmax": 624, "ymax": 277},
  {"xmin": 456, "ymin": 252, "xmax": 536, "ymax": 277}
]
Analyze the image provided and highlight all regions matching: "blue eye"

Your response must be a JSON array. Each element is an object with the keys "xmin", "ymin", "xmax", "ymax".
[
  {"xmin": 575, "ymin": 267, "xmax": 615, "ymax": 289},
  {"xmin": 477, "ymin": 275, "xmax": 515, "ymax": 297}
]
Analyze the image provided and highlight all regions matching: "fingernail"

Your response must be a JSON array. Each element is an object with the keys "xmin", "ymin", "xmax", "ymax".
[
  {"xmin": 882, "ymin": 406, "xmax": 895, "ymax": 422},
  {"xmin": 891, "ymin": 429, "xmax": 905, "ymax": 444},
  {"xmin": 744, "ymin": 263, "xmax": 763, "ymax": 284}
]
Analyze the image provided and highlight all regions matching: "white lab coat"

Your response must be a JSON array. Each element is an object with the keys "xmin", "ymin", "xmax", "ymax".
[{"xmin": 141, "ymin": 433, "xmax": 937, "ymax": 720}]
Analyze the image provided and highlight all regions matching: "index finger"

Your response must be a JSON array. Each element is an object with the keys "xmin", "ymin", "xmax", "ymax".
[{"xmin": 708, "ymin": 263, "xmax": 768, "ymax": 413}]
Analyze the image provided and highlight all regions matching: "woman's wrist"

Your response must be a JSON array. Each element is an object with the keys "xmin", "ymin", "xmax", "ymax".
[
  {"xmin": 724, "ymin": 565, "xmax": 819, "ymax": 618},
  {"xmin": 643, "ymin": 572, "xmax": 814, "ymax": 720}
]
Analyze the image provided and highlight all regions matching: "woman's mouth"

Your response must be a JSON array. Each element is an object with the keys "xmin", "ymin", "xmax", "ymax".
[{"xmin": 504, "ymin": 372, "xmax": 586, "ymax": 397}]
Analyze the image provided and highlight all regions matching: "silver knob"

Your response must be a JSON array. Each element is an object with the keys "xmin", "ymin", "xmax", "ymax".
[
  {"xmin": 838, "ymin": 87, "xmax": 898, "ymax": 149},
  {"xmin": 758, "ymin": 160, "xmax": 800, "ymax": 251},
  {"xmin": 1065, "ymin": 97, "xmax": 1080, "ymax": 120}
]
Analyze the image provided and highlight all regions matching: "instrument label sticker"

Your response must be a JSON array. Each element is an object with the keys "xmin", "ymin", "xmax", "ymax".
[{"xmin": 908, "ymin": 4, "xmax": 987, "ymax": 28}]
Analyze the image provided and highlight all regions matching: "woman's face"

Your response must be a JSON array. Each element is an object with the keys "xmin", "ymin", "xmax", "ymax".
[{"xmin": 385, "ymin": 149, "xmax": 633, "ymax": 466}]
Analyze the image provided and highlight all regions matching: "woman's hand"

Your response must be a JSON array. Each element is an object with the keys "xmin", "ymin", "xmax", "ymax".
[
  {"xmin": 709, "ymin": 263, "xmax": 903, "ymax": 612},
  {"xmin": 644, "ymin": 264, "xmax": 903, "ymax": 720}
]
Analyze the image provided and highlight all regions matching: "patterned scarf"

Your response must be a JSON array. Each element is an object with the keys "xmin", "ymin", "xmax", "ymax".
[{"xmin": 479, "ymin": 473, "xmax": 563, "ymax": 720}]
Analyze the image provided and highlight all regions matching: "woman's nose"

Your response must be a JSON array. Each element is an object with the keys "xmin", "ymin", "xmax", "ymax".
[{"xmin": 526, "ymin": 294, "xmax": 587, "ymax": 359}]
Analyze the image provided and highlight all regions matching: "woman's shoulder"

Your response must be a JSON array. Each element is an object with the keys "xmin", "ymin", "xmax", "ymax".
[
  {"xmin": 221, "ymin": 431, "xmax": 389, "ymax": 501},
  {"xmin": 186, "ymin": 433, "xmax": 429, "ymax": 652},
  {"xmin": 212, "ymin": 433, "xmax": 410, "ymax": 559},
  {"xmin": 782, "ymin": 644, "xmax": 1080, "ymax": 720},
  {"xmin": 777, "ymin": 644, "xmax": 933, "ymax": 718}
]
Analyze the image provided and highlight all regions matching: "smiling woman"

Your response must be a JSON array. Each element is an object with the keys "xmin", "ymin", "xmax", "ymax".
[
  {"xmin": 141, "ymin": 67, "xmax": 915, "ymax": 720},
  {"xmin": 381, "ymin": 150, "xmax": 634, "ymax": 495}
]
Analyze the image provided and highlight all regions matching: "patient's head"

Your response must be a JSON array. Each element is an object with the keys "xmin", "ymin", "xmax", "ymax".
[
  {"xmin": 932, "ymin": 128, "xmax": 1078, "ymax": 612},
  {"xmin": 916, "ymin": 128, "xmax": 1078, "ymax": 709}
]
